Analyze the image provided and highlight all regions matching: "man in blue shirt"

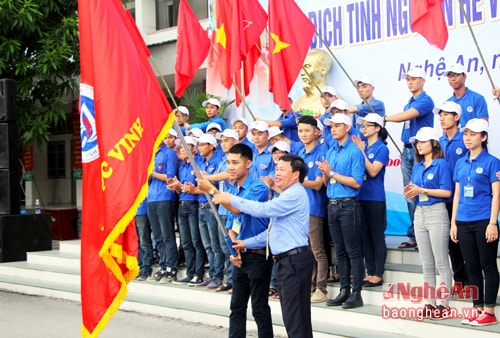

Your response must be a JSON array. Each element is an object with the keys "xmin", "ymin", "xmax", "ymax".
[
  {"xmin": 348, "ymin": 75, "xmax": 386, "ymax": 127},
  {"xmin": 444, "ymin": 63, "xmax": 488, "ymax": 127},
  {"xmin": 198, "ymin": 144, "xmax": 273, "ymax": 337},
  {"xmin": 249, "ymin": 121, "xmax": 274, "ymax": 179},
  {"xmin": 261, "ymin": 98, "xmax": 302, "ymax": 142},
  {"xmin": 213, "ymin": 154, "xmax": 314, "ymax": 338},
  {"xmin": 316, "ymin": 113, "xmax": 365, "ymax": 309},
  {"xmin": 385, "ymin": 67, "xmax": 434, "ymax": 249},
  {"xmin": 231, "ymin": 116, "xmax": 257, "ymax": 152},
  {"xmin": 184, "ymin": 97, "xmax": 227, "ymax": 133}
]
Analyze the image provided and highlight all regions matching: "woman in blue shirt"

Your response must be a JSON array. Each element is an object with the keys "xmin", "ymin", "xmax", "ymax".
[
  {"xmin": 450, "ymin": 119, "xmax": 500, "ymax": 326},
  {"xmin": 353, "ymin": 114, "xmax": 389, "ymax": 287},
  {"xmin": 404, "ymin": 127, "xmax": 453, "ymax": 320}
]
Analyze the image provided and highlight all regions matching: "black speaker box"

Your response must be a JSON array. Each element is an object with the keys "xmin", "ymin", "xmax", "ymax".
[
  {"xmin": 0, "ymin": 79, "xmax": 17, "ymax": 122},
  {"xmin": 0, "ymin": 214, "xmax": 52, "ymax": 262},
  {"xmin": 0, "ymin": 169, "xmax": 20, "ymax": 215},
  {"xmin": 0, "ymin": 122, "xmax": 19, "ymax": 169}
]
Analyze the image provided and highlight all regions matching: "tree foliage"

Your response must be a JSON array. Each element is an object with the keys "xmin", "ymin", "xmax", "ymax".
[{"xmin": 0, "ymin": 0, "xmax": 79, "ymax": 147}]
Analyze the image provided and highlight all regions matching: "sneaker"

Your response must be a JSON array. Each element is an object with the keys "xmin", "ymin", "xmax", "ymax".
[
  {"xmin": 470, "ymin": 312, "xmax": 498, "ymax": 326},
  {"xmin": 152, "ymin": 268, "xmax": 165, "ymax": 282},
  {"xmin": 206, "ymin": 278, "xmax": 222, "ymax": 289},
  {"xmin": 311, "ymin": 289, "xmax": 328, "ymax": 303},
  {"xmin": 187, "ymin": 276, "xmax": 203, "ymax": 287},
  {"xmin": 172, "ymin": 276, "xmax": 192, "ymax": 285},
  {"xmin": 416, "ymin": 304, "xmax": 436, "ymax": 320},
  {"xmin": 160, "ymin": 267, "xmax": 177, "ymax": 284},
  {"xmin": 461, "ymin": 310, "xmax": 482, "ymax": 325},
  {"xmin": 195, "ymin": 278, "xmax": 213, "ymax": 287}
]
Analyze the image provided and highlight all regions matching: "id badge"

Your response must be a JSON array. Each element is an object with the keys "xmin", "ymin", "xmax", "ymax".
[
  {"xmin": 419, "ymin": 193, "xmax": 429, "ymax": 203},
  {"xmin": 464, "ymin": 185, "xmax": 474, "ymax": 198},
  {"xmin": 232, "ymin": 219, "xmax": 241, "ymax": 234},
  {"xmin": 404, "ymin": 120, "xmax": 411, "ymax": 129}
]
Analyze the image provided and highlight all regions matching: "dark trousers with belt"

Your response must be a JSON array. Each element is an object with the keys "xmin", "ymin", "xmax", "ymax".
[
  {"xmin": 229, "ymin": 252, "xmax": 273, "ymax": 338},
  {"xmin": 276, "ymin": 248, "xmax": 314, "ymax": 338}
]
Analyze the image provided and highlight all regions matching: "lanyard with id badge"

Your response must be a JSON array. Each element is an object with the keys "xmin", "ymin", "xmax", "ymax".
[
  {"xmin": 418, "ymin": 168, "xmax": 429, "ymax": 203},
  {"xmin": 464, "ymin": 161, "xmax": 474, "ymax": 198}
]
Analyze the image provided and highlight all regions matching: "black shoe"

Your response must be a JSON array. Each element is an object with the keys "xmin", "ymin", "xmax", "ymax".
[
  {"xmin": 364, "ymin": 279, "xmax": 383, "ymax": 287},
  {"xmin": 342, "ymin": 291, "xmax": 363, "ymax": 309},
  {"xmin": 326, "ymin": 288, "xmax": 350, "ymax": 306}
]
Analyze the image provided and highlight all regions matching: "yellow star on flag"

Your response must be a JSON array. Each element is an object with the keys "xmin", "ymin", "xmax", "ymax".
[
  {"xmin": 216, "ymin": 23, "xmax": 227, "ymax": 49},
  {"xmin": 270, "ymin": 32, "xmax": 290, "ymax": 54}
]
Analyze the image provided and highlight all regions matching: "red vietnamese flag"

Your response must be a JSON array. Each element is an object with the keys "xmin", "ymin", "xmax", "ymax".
[
  {"xmin": 268, "ymin": 0, "xmax": 314, "ymax": 110},
  {"xmin": 175, "ymin": 0, "xmax": 210, "ymax": 97},
  {"xmin": 215, "ymin": 0, "xmax": 246, "ymax": 89},
  {"xmin": 78, "ymin": 0, "xmax": 173, "ymax": 337},
  {"xmin": 410, "ymin": 0, "xmax": 448, "ymax": 50}
]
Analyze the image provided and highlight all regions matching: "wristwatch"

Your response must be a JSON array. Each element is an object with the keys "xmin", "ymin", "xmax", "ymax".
[
  {"xmin": 209, "ymin": 187, "xmax": 217, "ymax": 195},
  {"xmin": 329, "ymin": 171, "xmax": 335, "ymax": 178}
]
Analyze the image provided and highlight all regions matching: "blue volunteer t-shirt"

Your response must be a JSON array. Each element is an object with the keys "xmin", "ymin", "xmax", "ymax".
[
  {"xmin": 356, "ymin": 97, "xmax": 386, "ymax": 118},
  {"xmin": 299, "ymin": 143, "xmax": 328, "ymax": 217},
  {"xmin": 148, "ymin": 144, "xmax": 178, "ymax": 202},
  {"xmin": 359, "ymin": 140, "xmax": 389, "ymax": 201},
  {"xmin": 198, "ymin": 151, "xmax": 221, "ymax": 204},
  {"xmin": 251, "ymin": 147, "xmax": 275, "ymax": 178},
  {"xmin": 411, "ymin": 158, "xmax": 453, "ymax": 206},
  {"xmin": 447, "ymin": 88, "xmax": 488, "ymax": 127},
  {"xmin": 178, "ymin": 160, "xmax": 197, "ymax": 202},
  {"xmin": 401, "ymin": 91, "xmax": 434, "ymax": 145}
]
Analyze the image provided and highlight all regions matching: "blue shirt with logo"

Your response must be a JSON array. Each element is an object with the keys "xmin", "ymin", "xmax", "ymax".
[
  {"xmin": 355, "ymin": 97, "xmax": 386, "ymax": 118},
  {"xmin": 188, "ymin": 115, "xmax": 226, "ymax": 133},
  {"xmin": 278, "ymin": 111, "xmax": 302, "ymax": 142},
  {"xmin": 453, "ymin": 150, "xmax": 500, "ymax": 222},
  {"xmin": 401, "ymin": 91, "xmax": 434, "ymax": 145},
  {"xmin": 359, "ymin": 140, "xmax": 389, "ymax": 201},
  {"xmin": 178, "ymin": 160, "xmax": 197, "ymax": 202},
  {"xmin": 148, "ymin": 144, "xmax": 178, "ymax": 202},
  {"xmin": 198, "ymin": 151, "xmax": 221, "ymax": 204},
  {"xmin": 448, "ymin": 88, "xmax": 488, "ymax": 127},
  {"xmin": 251, "ymin": 147, "xmax": 275, "ymax": 178},
  {"xmin": 411, "ymin": 158, "xmax": 453, "ymax": 206},
  {"xmin": 299, "ymin": 143, "xmax": 328, "ymax": 217}
]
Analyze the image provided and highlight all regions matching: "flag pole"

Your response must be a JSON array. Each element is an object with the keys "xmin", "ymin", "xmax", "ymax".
[
  {"xmin": 314, "ymin": 31, "xmax": 402, "ymax": 155},
  {"xmin": 150, "ymin": 56, "xmax": 238, "ymax": 257},
  {"xmin": 457, "ymin": 0, "xmax": 498, "ymax": 103}
]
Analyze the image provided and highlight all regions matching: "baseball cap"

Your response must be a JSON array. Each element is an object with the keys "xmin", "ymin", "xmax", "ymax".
[
  {"xmin": 220, "ymin": 129, "xmax": 239, "ymax": 141},
  {"xmin": 269, "ymin": 140, "xmax": 291, "ymax": 153},
  {"xmin": 231, "ymin": 116, "xmax": 249, "ymax": 127},
  {"xmin": 188, "ymin": 127, "xmax": 203, "ymax": 139},
  {"xmin": 174, "ymin": 106, "xmax": 189, "ymax": 116},
  {"xmin": 321, "ymin": 86, "xmax": 337, "ymax": 96},
  {"xmin": 175, "ymin": 136, "xmax": 197, "ymax": 147},
  {"xmin": 433, "ymin": 101, "xmax": 462, "ymax": 117},
  {"xmin": 206, "ymin": 122, "xmax": 222, "ymax": 132},
  {"xmin": 250, "ymin": 120, "xmax": 269, "ymax": 132},
  {"xmin": 402, "ymin": 67, "xmax": 427, "ymax": 79},
  {"xmin": 444, "ymin": 63, "xmax": 466, "ymax": 76},
  {"xmin": 357, "ymin": 113, "xmax": 384, "ymax": 127},
  {"xmin": 461, "ymin": 118, "xmax": 489, "ymax": 133},
  {"xmin": 324, "ymin": 113, "xmax": 352, "ymax": 127},
  {"xmin": 197, "ymin": 133, "xmax": 217, "ymax": 146},
  {"xmin": 329, "ymin": 99, "xmax": 349, "ymax": 111},
  {"xmin": 202, "ymin": 97, "xmax": 221, "ymax": 108},
  {"xmin": 355, "ymin": 76, "xmax": 374, "ymax": 86},
  {"xmin": 268, "ymin": 126, "xmax": 283, "ymax": 140},
  {"xmin": 168, "ymin": 129, "xmax": 178, "ymax": 137},
  {"xmin": 409, "ymin": 127, "xmax": 441, "ymax": 143}
]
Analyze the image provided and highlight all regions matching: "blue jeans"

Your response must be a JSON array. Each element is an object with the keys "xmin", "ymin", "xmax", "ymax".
[
  {"xmin": 217, "ymin": 215, "xmax": 233, "ymax": 284},
  {"xmin": 328, "ymin": 199, "xmax": 364, "ymax": 292},
  {"xmin": 229, "ymin": 252, "xmax": 273, "ymax": 338},
  {"xmin": 199, "ymin": 206, "xmax": 224, "ymax": 280},
  {"xmin": 360, "ymin": 200, "xmax": 387, "ymax": 278},
  {"xmin": 135, "ymin": 214, "xmax": 153, "ymax": 275},
  {"xmin": 148, "ymin": 200, "xmax": 178, "ymax": 269},
  {"xmin": 178, "ymin": 201, "xmax": 204, "ymax": 279},
  {"xmin": 401, "ymin": 146, "xmax": 416, "ymax": 242}
]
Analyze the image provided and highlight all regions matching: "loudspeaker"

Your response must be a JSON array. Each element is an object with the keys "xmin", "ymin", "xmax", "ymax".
[
  {"xmin": 0, "ymin": 214, "xmax": 52, "ymax": 262},
  {"xmin": 0, "ymin": 169, "xmax": 20, "ymax": 215},
  {"xmin": 0, "ymin": 122, "xmax": 19, "ymax": 169},
  {"xmin": 0, "ymin": 79, "xmax": 17, "ymax": 122}
]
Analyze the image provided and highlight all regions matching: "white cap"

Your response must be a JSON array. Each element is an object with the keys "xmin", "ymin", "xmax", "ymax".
[
  {"xmin": 202, "ymin": 97, "xmax": 221, "ymax": 107},
  {"xmin": 174, "ymin": 106, "xmax": 189, "ymax": 116},
  {"xmin": 269, "ymin": 140, "xmax": 291, "ymax": 153},
  {"xmin": 444, "ymin": 63, "xmax": 466, "ymax": 76},
  {"xmin": 409, "ymin": 127, "xmax": 441, "ymax": 143},
  {"xmin": 357, "ymin": 113, "xmax": 384, "ymax": 127},
  {"xmin": 206, "ymin": 122, "xmax": 222, "ymax": 132},
  {"xmin": 402, "ymin": 67, "xmax": 427, "ymax": 79},
  {"xmin": 168, "ymin": 129, "xmax": 178, "ymax": 137},
  {"xmin": 329, "ymin": 99, "xmax": 349, "ymax": 111},
  {"xmin": 220, "ymin": 129, "xmax": 239, "ymax": 141},
  {"xmin": 355, "ymin": 76, "xmax": 374, "ymax": 86},
  {"xmin": 433, "ymin": 101, "xmax": 462, "ymax": 117},
  {"xmin": 268, "ymin": 126, "xmax": 283, "ymax": 140},
  {"xmin": 250, "ymin": 120, "xmax": 269, "ymax": 132},
  {"xmin": 231, "ymin": 116, "xmax": 249, "ymax": 127},
  {"xmin": 197, "ymin": 133, "xmax": 217, "ymax": 146},
  {"xmin": 316, "ymin": 119, "xmax": 324, "ymax": 133},
  {"xmin": 461, "ymin": 118, "xmax": 489, "ymax": 133},
  {"xmin": 321, "ymin": 86, "xmax": 337, "ymax": 96},
  {"xmin": 324, "ymin": 113, "xmax": 352, "ymax": 127},
  {"xmin": 175, "ymin": 136, "xmax": 197, "ymax": 147},
  {"xmin": 188, "ymin": 127, "xmax": 203, "ymax": 139}
]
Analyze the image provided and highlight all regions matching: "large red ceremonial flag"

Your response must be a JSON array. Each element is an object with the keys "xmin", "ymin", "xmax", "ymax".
[
  {"xmin": 268, "ymin": 0, "xmax": 314, "ymax": 110},
  {"xmin": 411, "ymin": 0, "xmax": 448, "ymax": 50},
  {"xmin": 215, "ymin": 0, "xmax": 246, "ymax": 89},
  {"xmin": 175, "ymin": 0, "xmax": 210, "ymax": 97},
  {"xmin": 78, "ymin": 0, "xmax": 173, "ymax": 336}
]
